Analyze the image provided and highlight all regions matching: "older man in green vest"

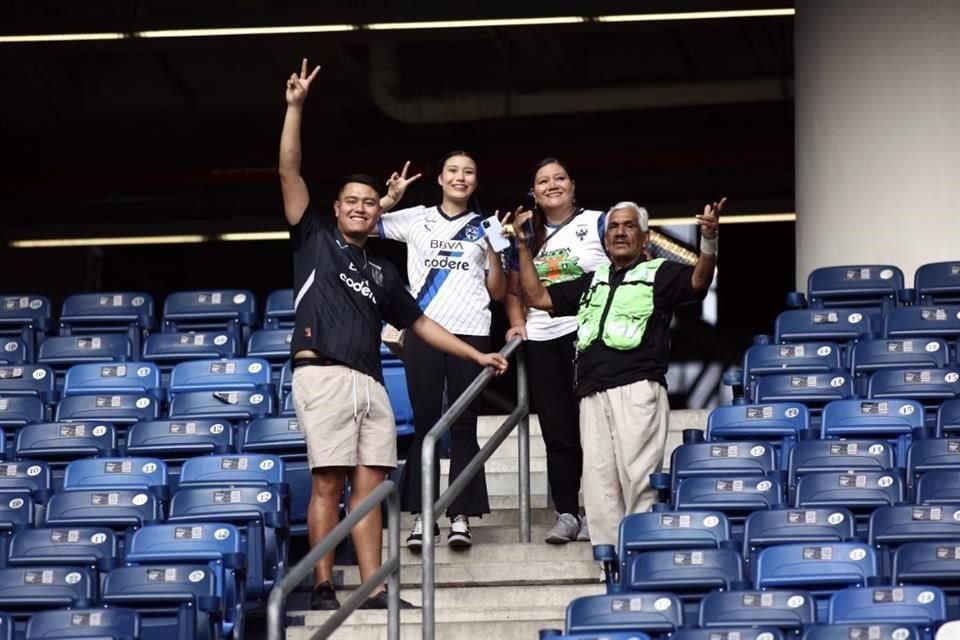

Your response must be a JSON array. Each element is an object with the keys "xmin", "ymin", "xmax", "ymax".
[{"xmin": 513, "ymin": 198, "xmax": 722, "ymax": 548}]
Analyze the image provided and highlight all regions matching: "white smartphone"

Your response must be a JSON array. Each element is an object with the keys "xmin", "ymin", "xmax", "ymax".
[{"xmin": 481, "ymin": 215, "xmax": 511, "ymax": 252}]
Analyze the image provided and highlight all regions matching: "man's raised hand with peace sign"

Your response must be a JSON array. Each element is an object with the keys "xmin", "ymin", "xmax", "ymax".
[{"xmin": 285, "ymin": 58, "xmax": 321, "ymax": 108}]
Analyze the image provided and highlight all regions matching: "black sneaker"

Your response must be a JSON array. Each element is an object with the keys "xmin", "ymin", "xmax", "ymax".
[
  {"xmin": 406, "ymin": 514, "xmax": 441, "ymax": 552},
  {"xmin": 310, "ymin": 580, "xmax": 340, "ymax": 610},
  {"xmin": 447, "ymin": 515, "xmax": 472, "ymax": 549},
  {"xmin": 358, "ymin": 589, "xmax": 417, "ymax": 609}
]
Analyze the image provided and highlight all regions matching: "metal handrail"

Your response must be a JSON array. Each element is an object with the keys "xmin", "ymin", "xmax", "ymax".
[
  {"xmin": 266, "ymin": 479, "xmax": 402, "ymax": 640},
  {"xmin": 421, "ymin": 336, "xmax": 530, "ymax": 639}
]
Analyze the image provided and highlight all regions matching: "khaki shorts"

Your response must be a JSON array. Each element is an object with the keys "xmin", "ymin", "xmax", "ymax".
[{"xmin": 291, "ymin": 365, "xmax": 398, "ymax": 469}]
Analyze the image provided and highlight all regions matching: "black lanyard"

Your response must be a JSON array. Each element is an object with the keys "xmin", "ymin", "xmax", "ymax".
[{"xmin": 536, "ymin": 207, "xmax": 583, "ymax": 258}]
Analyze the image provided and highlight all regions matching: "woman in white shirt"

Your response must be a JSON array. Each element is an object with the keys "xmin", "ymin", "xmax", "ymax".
[
  {"xmin": 505, "ymin": 157, "xmax": 609, "ymax": 543},
  {"xmin": 380, "ymin": 151, "xmax": 506, "ymax": 549}
]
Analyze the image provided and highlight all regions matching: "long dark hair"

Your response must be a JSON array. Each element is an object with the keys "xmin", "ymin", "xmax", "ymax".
[
  {"xmin": 439, "ymin": 149, "xmax": 482, "ymax": 215},
  {"xmin": 530, "ymin": 157, "xmax": 574, "ymax": 256}
]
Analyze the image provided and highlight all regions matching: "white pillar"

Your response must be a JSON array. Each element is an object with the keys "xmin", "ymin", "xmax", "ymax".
[{"xmin": 795, "ymin": 0, "xmax": 960, "ymax": 292}]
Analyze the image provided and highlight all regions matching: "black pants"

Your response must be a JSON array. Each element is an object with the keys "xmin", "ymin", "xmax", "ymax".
[
  {"xmin": 526, "ymin": 331, "xmax": 582, "ymax": 516},
  {"xmin": 398, "ymin": 329, "xmax": 491, "ymax": 517}
]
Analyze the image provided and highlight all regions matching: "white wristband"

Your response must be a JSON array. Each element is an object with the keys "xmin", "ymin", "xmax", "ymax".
[{"xmin": 700, "ymin": 235, "xmax": 718, "ymax": 256}]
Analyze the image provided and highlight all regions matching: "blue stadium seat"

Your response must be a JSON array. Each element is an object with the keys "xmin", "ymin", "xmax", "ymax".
[
  {"xmin": 63, "ymin": 361, "xmax": 161, "ymax": 400},
  {"xmin": 754, "ymin": 371, "xmax": 854, "ymax": 411},
  {"xmin": 806, "ymin": 265, "xmax": 904, "ymax": 317},
  {"xmin": 802, "ymin": 624, "xmax": 922, "ymax": 640},
  {"xmin": 178, "ymin": 453, "xmax": 283, "ymax": 489},
  {"xmin": 906, "ymin": 438, "xmax": 960, "ymax": 494},
  {"xmin": 264, "ymin": 289, "xmax": 294, "ymax": 329},
  {"xmin": 162, "ymin": 289, "xmax": 257, "ymax": 342},
  {"xmin": 167, "ymin": 485, "xmax": 287, "ymax": 601},
  {"xmin": 56, "ymin": 394, "xmax": 159, "ymax": 427},
  {"xmin": 0, "ymin": 494, "xmax": 36, "ymax": 562},
  {"xmin": 101, "ymin": 564, "xmax": 223, "ymax": 640},
  {"xmin": 892, "ymin": 541, "xmax": 960, "ymax": 594},
  {"xmin": 62, "ymin": 457, "xmax": 167, "ymax": 498},
  {"xmin": 44, "ymin": 489, "xmax": 160, "ymax": 546},
  {"xmin": 15, "ymin": 422, "xmax": 117, "ymax": 489},
  {"xmin": 937, "ymin": 399, "xmax": 960, "ymax": 435},
  {"xmin": 698, "ymin": 589, "xmax": 815, "ymax": 631},
  {"xmin": 8, "ymin": 526, "xmax": 118, "ymax": 573},
  {"xmin": 673, "ymin": 475, "xmax": 783, "ymax": 522},
  {"xmin": 743, "ymin": 508, "xmax": 855, "ymax": 566},
  {"xmin": 169, "ymin": 358, "xmax": 272, "ymax": 397},
  {"xmin": 774, "ymin": 309, "xmax": 871, "ymax": 350},
  {"xmin": 707, "ymin": 403, "xmax": 809, "ymax": 469},
  {"xmin": 867, "ymin": 368, "xmax": 960, "ymax": 422},
  {"xmin": 673, "ymin": 630, "xmax": 784, "ymax": 640},
  {"xmin": 142, "ymin": 330, "xmax": 239, "ymax": 373},
  {"xmin": 914, "ymin": 470, "xmax": 960, "ymax": 505},
  {"xmin": 168, "ymin": 389, "xmax": 272, "ymax": 422},
  {"xmin": 788, "ymin": 439, "xmax": 894, "ymax": 491},
  {"xmin": 0, "ymin": 567, "xmax": 95, "ymax": 629},
  {"xmin": 0, "ymin": 460, "xmax": 52, "ymax": 503},
  {"xmin": 827, "ymin": 585, "xmax": 946, "ymax": 629},
  {"xmin": 669, "ymin": 441, "xmax": 776, "ymax": 500},
  {"xmin": 620, "ymin": 547, "xmax": 743, "ymax": 597},
  {"xmin": 59, "ymin": 292, "xmax": 155, "ymax": 356},
  {"xmin": 0, "ymin": 365, "xmax": 55, "ymax": 401},
  {"xmin": 821, "ymin": 399, "xmax": 924, "ymax": 467},
  {"xmin": 382, "ymin": 366, "xmax": 414, "ymax": 436},
  {"xmin": 37, "ymin": 334, "xmax": 132, "ymax": 376},
  {"xmin": 0, "ymin": 396, "xmax": 44, "ymax": 428},
  {"xmin": 239, "ymin": 417, "xmax": 309, "ymax": 536},
  {"xmin": 884, "ymin": 305, "xmax": 960, "ymax": 345},
  {"xmin": 0, "ymin": 339, "xmax": 26, "ymax": 366},
  {"xmin": 851, "ymin": 338, "xmax": 950, "ymax": 379},
  {"xmin": 125, "ymin": 419, "xmax": 234, "ymax": 487},
  {"xmin": 25, "ymin": 607, "xmax": 139, "ymax": 640},
  {"xmin": 794, "ymin": 471, "xmax": 902, "ymax": 518},
  {"xmin": 915, "ymin": 262, "xmax": 960, "ymax": 305},
  {"xmin": 869, "ymin": 505, "xmax": 960, "ymax": 562},
  {"xmin": 0, "ymin": 294, "xmax": 51, "ymax": 363},
  {"xmin": 125, "ymin": 523, "xmax": 245, "ymax": 638},
  {"xmin": 245, "ymin": 329, "xmax": 292, "ymax": 376},
  {"xmin": 565, "ymin": 592, "xmax": 682, "ymax": 636},
  {"xmin": 743, "ymin": 342, "xmax": 842, "ymax": 399}
]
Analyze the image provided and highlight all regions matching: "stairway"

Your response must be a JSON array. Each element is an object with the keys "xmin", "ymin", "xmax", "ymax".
[{"xmin": 284, "ymin": 410, "xmax": 707, "ymax": 639}]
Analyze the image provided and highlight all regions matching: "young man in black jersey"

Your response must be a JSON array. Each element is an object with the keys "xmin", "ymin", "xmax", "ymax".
[{"xmin": 279, "ymin": 59, "xmax": 509, "ymax": 610}]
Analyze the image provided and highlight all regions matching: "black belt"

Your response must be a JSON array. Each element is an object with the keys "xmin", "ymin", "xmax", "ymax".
[{"xmin": 292, "ymin": 356, "xmax": 344, "ymax": 369}]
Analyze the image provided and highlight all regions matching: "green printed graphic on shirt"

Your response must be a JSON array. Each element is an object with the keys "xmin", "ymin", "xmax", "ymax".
[{"xmin": 535, "ymin": 249, "xmax": 583, "ymax": 286}]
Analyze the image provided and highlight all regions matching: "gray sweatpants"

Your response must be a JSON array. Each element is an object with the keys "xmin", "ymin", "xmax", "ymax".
[{"xmin": 579, "ymin": 379, "xmax": 670, "ymax": 547}]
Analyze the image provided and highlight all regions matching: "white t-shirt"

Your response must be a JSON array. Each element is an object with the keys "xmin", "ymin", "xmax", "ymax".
[
  {"xmin": 379, "ymin": 205, "xmax": 491, "ymax": 336},
  {"xmin": 522, "ymin": 208, "xmax": 609, "ymax": 341}
]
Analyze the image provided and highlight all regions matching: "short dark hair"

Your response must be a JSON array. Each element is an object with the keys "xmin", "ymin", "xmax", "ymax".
[{"xmin": 337, "ymin": 174, "xmax": 383, "ymax": 198}]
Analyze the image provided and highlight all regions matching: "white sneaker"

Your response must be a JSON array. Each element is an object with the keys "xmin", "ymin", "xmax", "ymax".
[
  {"xmin": 577, "ymin": 515, "xmax": 590, "ymax": 542},
  {"xmin": 406, "ymin": 514, "xmax": 440, "ymax": 552},
  {"xmin": 447, "ymin": 515, "xmax": 473, "ymax": 549},
  {"xmin": 545, "ymin": 512, "xmax": 580, "ymax": 544}
]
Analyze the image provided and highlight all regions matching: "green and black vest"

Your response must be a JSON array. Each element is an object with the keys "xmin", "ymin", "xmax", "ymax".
[{"xmin": 575, "ymin": 258, "xmax": 665, "ymax": 352}]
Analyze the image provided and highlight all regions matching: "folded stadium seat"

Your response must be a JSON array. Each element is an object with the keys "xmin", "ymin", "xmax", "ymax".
[
  {"xmin": 279, "ymin": 389, "xmax": 296, "ymax": 417},
  {"xmin": 753, "ymin": 371, "xmax": 854, "ymax": 420},
  {"xmin": 7, "ymin": 526, "xmax": 118, "ymax": 576},
  {"xmin": 753, "ymin": 542, "xmax": 878, "ymax": 620},
  {"xmin": 937, "ymin": 399, "xmax": 960, "ymax": 436},
  {"xmin": 851, "ymin": 337, "xmax": 951, "ymax": 396},
  {"xmin": 125, "ymin": 523, "xmax": 245, "ymax": 639},
  {"xmin": 892, "ymin": 541, "xmax": 960, "ymax": 596},
  {"xmin": 802, "ymin": 624, "xmax": 922, "ymax": 640},
  {"xmin": 25, "ymin": 607, "xmax": 139, "ymax": 640},
  {"xmin": 788, "ymin": 439, "xmax": 894, "ymax": 495},
  {"xmin": 0, "ymin": 396, "xmax": 45, "ymax": 431},
  {"xmin": 14, "ymin": 422, "xmax": 118, "ymax": 490},
  {"xmin": 821, "ymin": 398, "xmax": 924, "ymax": 467},
  {"xmin": 740, "ymin": 341, "xmax": 843, "ymax": 402},
  {"xmin": 673, "ymin": 475, "xmax": 783, "ymax": 532},
  {"xmin": 795, "ymin": 471, "xmax": 903, "ymax": 536},
  {"xmin": 0, "ymin": 364, "xmax": 55, "ymax": 402},
  {"xmin": 743, "ymin": 507, "xmax": 855, "ymax": 567},
  {"xmin": 826, "ymin": 585, "xmax": 946, "ymax": 631},
  {"xmin": 59, "ymin": 292, "xmax": 155, "ymax": 356},
  {"xmin": 0, "ymin": 494, "xmax": 36, "ymax": 565},
  {"xmin": 246, "ymin": 329, "xmax": 292, "ymax": 386},
  {"xmin": 867, "ymin": 367, "xmax": 960, "ymax": 426},
  {"xmin": 914, "ymin": 470, "xmax": 960, "ymax": 505},
  {"xmin": 101, "ymin": 564, "xmax": 223, "ymax": 640},
  {"xmin": 774, "ymin": 309, "xmax": 872, "ymax": 360},
  {"xmin": 37, "ymin": 334, "xmax": 132, "ymax": 385},
  {"xmin": 0, "ymin": 294, "xmax": 51, "ymax": 363},
  {"xmin": 168, "ymin": 389, "xmax": 272, "ymax": 424},
  {"xmin": 564, "ymin": 592, "xmax": 682, "ymax": 637},
  {"xmin": 0, "ymin": 567, "xmax": 95, "ymax": 635},
  {"xmin": 177, "ymin": 453, "xmax": 284, "ymax": 489},
  {"xmin": 169, "ymin": 358, "xmax": 272, "ymax": 396},
  {"xmin": 43, "ymin": 488, "xmax": 161, "ymax": 556},
  {"xmin": 56, "ymin": 393, "xmax": 159, "ymax": 429},
  {"xmin": 915, "ymin": 262, "xmax": 960, "ymax": 306},
  {"xmin": 125, "ymin": 419, "xmax": 235, "ymax": 488},
  {"xmin": 884, "ymin": 305, "xmax": 960, "ymax": 361},
  {"xmin": 869, "ymin": 505, "xmax": 960, "ymax": 577},
  {"xmin": 0, "ymin": 339, "xmax": 26, "ymax": 366},
  {"xmin": 382, "ymin": 366, "xmax": 414, "ymax": 436},
  {"xmin": 672, "ymin": 629, "xmax": 785, "ymax": 640},
  {"xmin": 63, "ymin": 361, "xmax": 161, "ymax": 404},
  {"xmin": 698, "ymin": 589, "xmax": 815, "ymax": 632},
  {"xmin": 661, "ymin": 440, "xmax": 776, "ymax": 501},
  {"xmin": 167, "ymin": 485, "xmax": 287, "ymax": 603},
  {"xmin": 906, "ymin": 438, "xmax": 960, "ymax": 497},
  {"xmin": 161, "ymin": 289, "xmax": 257, "ymax": 344},
  {"xmin": 142, "ymin": 330, "xmax": 239, "ymax": 385},
  {"xmin": 0, "ymin": 460, "xmax": 52, "ymax": 504},
  {"xmin": 804, "ymin": 265, "xmax": 906, "ymax": 328},
  {"xmin": 239, "ymin": 417, "xmax": 309, "ymax": 536},
  {"xmin": 707, "ymin": 403, "xmax": 809, "ymax": 469},
  {"xmin": 62, "ymin": 457, "xmax": 167, "ymax": 502},
  {"xmin": 263, "ymin": 288, "xmax": 294, "ymax": 329}
]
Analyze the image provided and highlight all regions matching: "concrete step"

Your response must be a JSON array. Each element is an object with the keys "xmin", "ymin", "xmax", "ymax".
[
  {"xmin": 289, "ymin": 617, "xmax": 564, "ymax": 640},
  {"xmin": 383, "ymin": 524, "xmax": 575, "ymax": 547},
  {"xmin": 399, "ymin": 507, "xmax": 557, "ymax": 529},
  {"xmin": 296, "ymin": 604, "xmax": 567, "ymax": 627},
  {"xmin": 431, "ymin": 456, "xmax": 546, "ymax": 496}
]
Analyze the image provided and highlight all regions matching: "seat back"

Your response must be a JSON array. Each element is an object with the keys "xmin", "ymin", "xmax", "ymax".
[
  {"xmin": 142, "ymin": 330, "xmax": 239, "ymax": 367},
  {"xmin": 178, "ymin": 453, "xmax": 283, "ymax": 487},
  {"xmin": 867, "ymin": 368, "xmax": 960, "ymax": 407},
  {"xmin": 672, "ymin": 441, "xmax": 776, "ymax": 484},
  {"xmin": 565, "ymin": 592, "xmax": 682, "ymax": 635},
  {"xmin": 802, "ymin": 624, "xmax": 922, "ymax": 640},
  {"xmin": 673, "ymin": 629, "xmax": 784, "ymax": 640},
  {"xmin": 789, "ymin": 439, "xmax": 894, "ymax": 489},
  {"xmin": 906, "ymin": 438, "xmax": 960, "ymax": 490},
  {"xmin": 915, "ymin": 470, "xmax": 960, "ymax": 505},
  {"xmin": 884, "ymin": 305, "xmax": 960, "ymax": 341},
  {"xmin": 674, "ymin": 475, "xmax": 783, "ymax": 519},
  {"xmin": 246, "ymin": 329, "xmax": 293, "ymax": 364},
  {"xmin": 264, "ymin": 289, "xmax": 294, "ymax": 329},
  {"xmin": 937, "ymin": 398, "xmax": 960, "ymax": 435},
  {"xmin": 0, "ymin": 396, "xmax": 44, "ymax": 427},
  {"xmin": 38, "ymin": 334, "xmax": 132, "ymax": 370},
  {"xmin": 59, "ymin": 292, "xmax": 155, "ymax": 354},
  {"xmin": 0, "ymin": 294, "xmax": 52, "ymax": 360},
  {"xmin": 807, "ymin": 265, "xmax": 904, "ymax": 311},
  {"xmin": 63, "ymin": 361, "xmax": 160, "ymax": 398},
  {"xmin": 162, "ymin": 289, "xmax": 257, "ymax": 338},
  {"xmin": 169, "ymin": 357, "xmax": 272, "ymax": 395},
  {"xmin": 754, "ymin": 370, "xmax": 853, "ymax": 407},
  {"xmin": 892, "ymin": 541, "xmax": 960, "ymax": 590},
  {"xmin": 0, "ymin": 339, "xmax": 27, "ymax": 366},
  {"xmin": 794, "ymin": 471, "xmax": 902, "ymax": 514},
  {"xmin": 618, "ymin": 511, "xmax": 731, "ymax": 554},
  {"xmin": 744, "ymin": 508, "xmax": 855, "ymax": 564},
  {"xmin": 827, "ymin": 585, "xmax": 946, "ymax": 627},
  {"xmin": 125, "ymin": 419, "xmax": 234, "ymax": 458},
  {"xmin": 0, "ymin": 460, "xmax": 51, "ymax": 501},
  {"xmin": 55, "ymin": 394, "xmax": 159, "ymax": 425},
  {"xmin": 775, "ymin": 309, "xmax": 871, "ymax": 345},
  {"xmin": 0, "ymin": 365, "xmax": 54, "ymax": 399},
  {"xmin": 168, "ymin": 389, "xmax": 272, "ymax": 422},
  {"xmin": 0, "ymin": 566, "xmax": 95, "ymax": 611},
  {"xmin": 869, "ymin": 505, "xmax": 960, "ymax": 549},
  {"xmin": 62, "ymin": 457, "xmax": 166, "ymax": 492},
  {"xmin": 44, "ymin": 488, "xmax": 160, "ymax": 529},
  {"xmin": 851, "ymin": 338, "xmax": 949, "ymax": 378},
  {"xmin": 699, "ymin": 589, "xmax": 815, "ymax": 630},
  {"xmin": 744, "ymin": 342, "xmax": 842, "ymax": 398},
  {"xmin": 25, "ymin": 607, "xmax": 140, "ymax": 640},
  {"xmin": 0, "ymin": 494, "xmax": 36, "ymax": 533},
  {"xmin": 706, "ymin": 403, "xmax": 808, "ymax": 466},
  {"xmin": 625, "ymin": 547, "xmax": 743, "ymax": 593},
  {"xmin": 915, "ymin": 261, "xmax": 960, "ymax": 305},
  {"xmin": 753, "ymin": 542, "xmax": 877, "ymax": 590},
  {"xmin": 822, "ymin": 399, "xmax": 923, "ymax": 466},
  {"xmin": 8, "ymin": 526, "xmax": 118, "ymax": 571},
  {"xmin": 15, "ymin": 422, "xmax": 117, "ymax": 465}
]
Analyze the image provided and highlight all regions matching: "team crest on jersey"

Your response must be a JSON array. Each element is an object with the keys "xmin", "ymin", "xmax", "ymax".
[
  {"xmin": 463, "ymin": 224, "xmax": 480, "ymax": 241},
  {"xmin": 423, "ymin": 214, "xmax": 438, "ymax": 232},
  {"xmin": 575, "ymin": 224, "xmax": 589, "ymax": 241},
  {"xmin": 368, "ymin": 261, "xmax": 384, "ymax": 286}
]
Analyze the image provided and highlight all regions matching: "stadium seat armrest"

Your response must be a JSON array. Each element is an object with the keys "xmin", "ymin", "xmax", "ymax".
[
  {"xmin": 593, "ymin": 544, "xmax": 616, "ymax": 563},
  {"xmin": 786, "ymin": 291, "xmax": 807, "ymax": 309},
  {"xmin": 198, "ymin": 595, "xmax": 224, "ymax": 617},
  {"xmin": 538, "ymin": 629, "xmax": 563, "ymax": 639},
  {"xmin": 722, "ymin": 368, "xmax": 744, "ymax": 387},
  {"xmin": 650, "ymin": 472, "xmax": 671, "ymax": 491},
  {"xmin": 265, "ymin": 510, "xmax": 289, "ymax": 530},
  {"xmin": 224, "ymin": 551, "xmax": 247, "ymax": 574},
  {"xmin": 898, "ymin": 288, "xmax": 916, "ymax": 304}
]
